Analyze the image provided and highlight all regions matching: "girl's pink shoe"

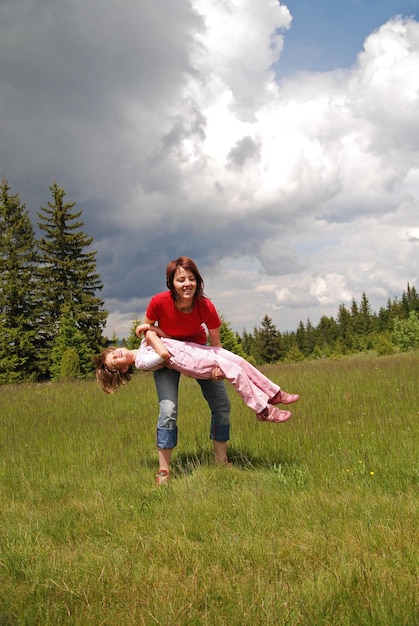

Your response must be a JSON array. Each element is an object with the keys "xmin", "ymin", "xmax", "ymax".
[
  {"xmin": 270, "ymin": 390, "xmax": 299, "ymax": 405},
  {"xmin": 257, "ymin": 406, "xmax": 292, "ymax": 423}
]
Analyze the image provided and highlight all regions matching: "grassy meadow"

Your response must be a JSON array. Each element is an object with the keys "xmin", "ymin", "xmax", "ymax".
[{"xmin": 0, "ymin": 351, "xmax": 418, "ymax": 625}]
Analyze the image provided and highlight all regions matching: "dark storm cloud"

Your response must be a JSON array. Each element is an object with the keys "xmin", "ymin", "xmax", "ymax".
[
  {"xmin": 0, "ymin": 0, "xmax": 201, "ymax": 205},
  {"xmin": 1, "ymin": 1, "xmax": 418, "ymax": 336}
]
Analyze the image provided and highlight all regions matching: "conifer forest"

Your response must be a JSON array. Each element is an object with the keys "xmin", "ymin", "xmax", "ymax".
[{"xmin": 1, "ymin": 178, "xmax": 418, "ymax": 383}]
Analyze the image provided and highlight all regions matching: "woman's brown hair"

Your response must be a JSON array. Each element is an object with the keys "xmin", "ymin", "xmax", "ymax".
[{"xmin": 166, "ymin": 256, "xmax": 205, "ymax": 300}]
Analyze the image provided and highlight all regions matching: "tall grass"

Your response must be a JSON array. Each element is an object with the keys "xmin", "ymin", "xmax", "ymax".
[{"xmin": 0, "ymin": 352, "xmax": 417, "ymax": 625}]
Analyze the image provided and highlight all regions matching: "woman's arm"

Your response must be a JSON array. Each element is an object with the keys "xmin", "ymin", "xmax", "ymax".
[
  {"xmin": 208, "ymin": 326, "xmax": 222, "ymax": 348},
  {"xmin": 136, "ymin": 324, "xmax": 171, "ymax": 360},
  {"xmin": 207, "ymin": 326, "xmax": 225, "ymax": 379},
  {"xmin": 139, "ymin": 319, "xmax": 171, "ymax": 339}
]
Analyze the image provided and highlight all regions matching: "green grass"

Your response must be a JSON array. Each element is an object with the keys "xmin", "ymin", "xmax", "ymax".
[{"xmin": 0, "ymin": 352, "xmax": 418, "ymax": 625}]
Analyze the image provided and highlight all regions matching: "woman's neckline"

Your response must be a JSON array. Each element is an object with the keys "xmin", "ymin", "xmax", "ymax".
[{"xmin": 175, "ymin": 299, "xmax": 194, "ymax": 314}]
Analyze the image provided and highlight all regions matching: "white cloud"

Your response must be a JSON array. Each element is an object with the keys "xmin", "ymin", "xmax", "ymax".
[
  {"xmin": 309, "ymin": 275, "xmax": 353, "ymax": 306},
  {"xmin": 0, "ymin": 2, "xmax": 418, "ymax": 337},
  {"xmin": 406, "ymin": 227, "xmax": 419, "ymax": 242}
]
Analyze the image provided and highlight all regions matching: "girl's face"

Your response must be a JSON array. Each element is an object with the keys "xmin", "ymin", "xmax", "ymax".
[
  {"xmin": 173, "ymin": 266, "xmax": 197, "ymax": 301},
  {"xmin": 104, "ymin": 348, "xmax": 133, "ymax": 373}
]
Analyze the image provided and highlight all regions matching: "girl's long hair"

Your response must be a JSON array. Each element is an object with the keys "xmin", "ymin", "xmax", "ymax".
[{"xmin": 93, "ymin": 349, "xmax": 133, "ymax": 394}]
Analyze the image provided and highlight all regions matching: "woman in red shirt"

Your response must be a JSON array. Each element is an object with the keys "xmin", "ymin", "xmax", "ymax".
[{"xmin": 143, "ymin": 257, "xmax": 231, "ymax": 484}]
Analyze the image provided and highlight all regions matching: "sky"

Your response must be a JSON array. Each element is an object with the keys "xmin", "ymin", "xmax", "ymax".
[{"xmin": 1, "ymin": 0, "xmax": 418, "ymax": 338}]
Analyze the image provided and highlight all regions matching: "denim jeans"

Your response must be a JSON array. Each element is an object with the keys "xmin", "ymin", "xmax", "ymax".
[{"xmin": 153, "ymin": 367, "xmax": 231, "ymax": 449}]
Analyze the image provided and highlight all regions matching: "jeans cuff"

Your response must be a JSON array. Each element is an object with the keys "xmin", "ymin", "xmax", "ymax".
[
  {"xmin": 210, "ymin": 424, "xmax": 230, "ymax": 442},
  {"xmin": 157, "ymin": 427, "xmax": 178, "ymax": 449}
]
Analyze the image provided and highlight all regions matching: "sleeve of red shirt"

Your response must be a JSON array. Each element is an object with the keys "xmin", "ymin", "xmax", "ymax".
[
  {"xmin": 198, "ymin": 297, "xmax": 222, "ymax": 329},
  {"xmin": 145, "ymin": 293, "xmax": 161, "ymax": 321}
]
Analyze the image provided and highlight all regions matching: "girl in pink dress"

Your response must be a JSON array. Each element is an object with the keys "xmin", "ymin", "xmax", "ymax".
[{"xmin": 95, "ymin": 323, "xmax": 299, "ymax": 423}]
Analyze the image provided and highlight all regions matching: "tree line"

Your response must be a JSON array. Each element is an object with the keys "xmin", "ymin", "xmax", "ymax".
[
  {"xmin": 0, "ymin": 179, "xmax": 106, "ymax": 383},
  {"xmin": 119, "ymin": 284, "xmax": 419, "ymax": 367},
  {"xmin": 228, "ymin": 286, "xmax": 419, "ymax": 365},
  {"xmin": 1, "ymin": 177, "xmax": 418, "ymax": 384}
]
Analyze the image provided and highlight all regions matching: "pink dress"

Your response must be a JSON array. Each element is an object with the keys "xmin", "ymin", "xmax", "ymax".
[{"xmin": 135, "ymin": 338, "xmax": 280, "ymax": 415}]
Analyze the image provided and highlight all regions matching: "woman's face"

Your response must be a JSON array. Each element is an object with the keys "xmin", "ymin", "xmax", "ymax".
[
  {"xmin": 104, "ymin": 348, "xmax": 132, "ymax": 373},
  {"xmin": 173, "ymin": 266, "xmax": 197, "ymax": 301}
]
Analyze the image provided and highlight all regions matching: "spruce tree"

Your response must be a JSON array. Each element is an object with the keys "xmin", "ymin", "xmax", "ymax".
[
  {"xmin": 50, "ymin": 304, "xmax": 93, "ymax": 380},
  {"xmin": 295, "ymin": 319, "xmax": 317, "ymax": 357},
  {"xmin": 377, "ymin": 303, "xmax": 391, "ymax": 332},
  {"xmin": 240, "ymin": 328, "xmax": 255, "ymax": 356},
  {"xmin": 386, "ymin": 297, "xmax": 405, "ymax": 328},
  {"xmin": 126, "ymin": 317, "xmax": 142, "ymax": 349},
  {"xmin": 305, "ymin": 319, "xmax": 316, "ymax": 356},
  {"xmin": 252, "ymin": 315, "xmax": 283, "ymax": 364},
  {"xmin": 280, "ymin": 330, "xmax": 295, "ymax": 357},
  {"xmin": 402, "ymin": 283, "xmax": 419, "ymax": 316},
  {"xmin": 358, "ymin": 292, "xmax": 373, "ymax": 334},
  {"xmin": 315, "ymin": 315, "xmax": 338, "ymax": 352},
  {"xmin": 37, "ymin": 182, "xmax": 107, "ymax": 376},
  {"xmin": 0, "ymin": 179, "xmax": 40, "ymax": 382},
  {"xmin": 219, "ymin": 315, "xmax": 248, "ymax": 357},
  {"xmin": 336, "ymin": 304, "xmax": 353, "ymax": 351}
]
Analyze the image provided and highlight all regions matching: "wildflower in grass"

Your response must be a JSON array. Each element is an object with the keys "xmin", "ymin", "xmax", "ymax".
[{"xmin": 370, "ymin": 471, "xmax": 375, "ymax": 476}]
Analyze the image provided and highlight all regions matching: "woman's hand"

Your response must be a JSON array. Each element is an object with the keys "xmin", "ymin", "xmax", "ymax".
[
  {"xmin": 211, "ymin": 366, "xmax": 225, "ymax": 382},
  {"xmin": 136, "ymin": 323, "xmax": 151, "ymax": 337}
]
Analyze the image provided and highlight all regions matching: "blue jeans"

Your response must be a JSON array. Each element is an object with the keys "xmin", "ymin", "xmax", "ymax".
[{"xmin": 154, "ymin": 367, "xmax": 231, "ymax": 449}]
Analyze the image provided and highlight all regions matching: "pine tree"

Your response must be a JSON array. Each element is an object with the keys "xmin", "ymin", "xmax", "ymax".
[
  {"xmin": 358, "ymin": 292, "xmax": 373, "ymax": 334},
  {"xmin": 377, "ymin": 304, "xmax": 390, "ymax": 332},
  {"xmin": 348, "ymin": 293, "xmax": 374, "ymax": 351},
  {"xmin": 37, "ymin": 182, "xmax": 107, "ymax": 376},
  {"xmin": 386, "ymin": 297, "xmax": 405, "ymax": 329},
  {"xmin": 402, "ymin": 283, "xmax": 419, "ymax": 316},
  {"xmin": 50, "ymin": 305, "xmax": 92, "ymax": 380},
  {"xmin": 336, "ymin": 304, "xmax": 353, "ymax": 351},
  {"xmin": 252, "ymin": 315, "xmax": 283, "ymax": 364},
  {"xmin": 315, "ymin": 315, "xmax": 338, "ymax": 352},
  {"xmin": 0, "ymin": 179, "xmax": 40, "ymax": 382},
  {"xmin": 305, "ymin": 318, "xmax": 316, "ymax": 355},
  {"xmin": 295, "ymin": 319, "xmax": 316, "ymax": 357},
  {"xmin": 240, "ymin": 328, "xmax": 254, "ymax": 356},
  {"xmin": 219, "ymin": 315, "xmax": 248, "ymax": 358},
  {"xmin": 280, "ymin": 331, "xmax": 296, "ymax": 357},
  {"xmin": 126, "ymin": 317, "xmax": 142, "ymax": 349},
  {"xmin": 295, "ymin": 320, "xmax": 307, "ymax": 355}
]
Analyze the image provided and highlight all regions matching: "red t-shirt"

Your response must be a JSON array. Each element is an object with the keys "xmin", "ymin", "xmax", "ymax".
[{"xmin": 145, "ymin": 291, "xmax": 221, "ymax": 344}]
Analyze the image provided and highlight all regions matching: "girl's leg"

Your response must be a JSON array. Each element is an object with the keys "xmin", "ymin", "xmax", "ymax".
[
  {"xmin": 218, "ymin": 351, "xmax": 298, "ymax": 406},
  {"xmin": 216, "ymin": 348, "xmax": 280, "ymax": 398},
  {"xmin": 167, "ymin": 345, "xmax": 275, "ymax": 414},
  {"xmin": 210, "ymin": 354, "xmax": 275, "ymax": 413}
]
